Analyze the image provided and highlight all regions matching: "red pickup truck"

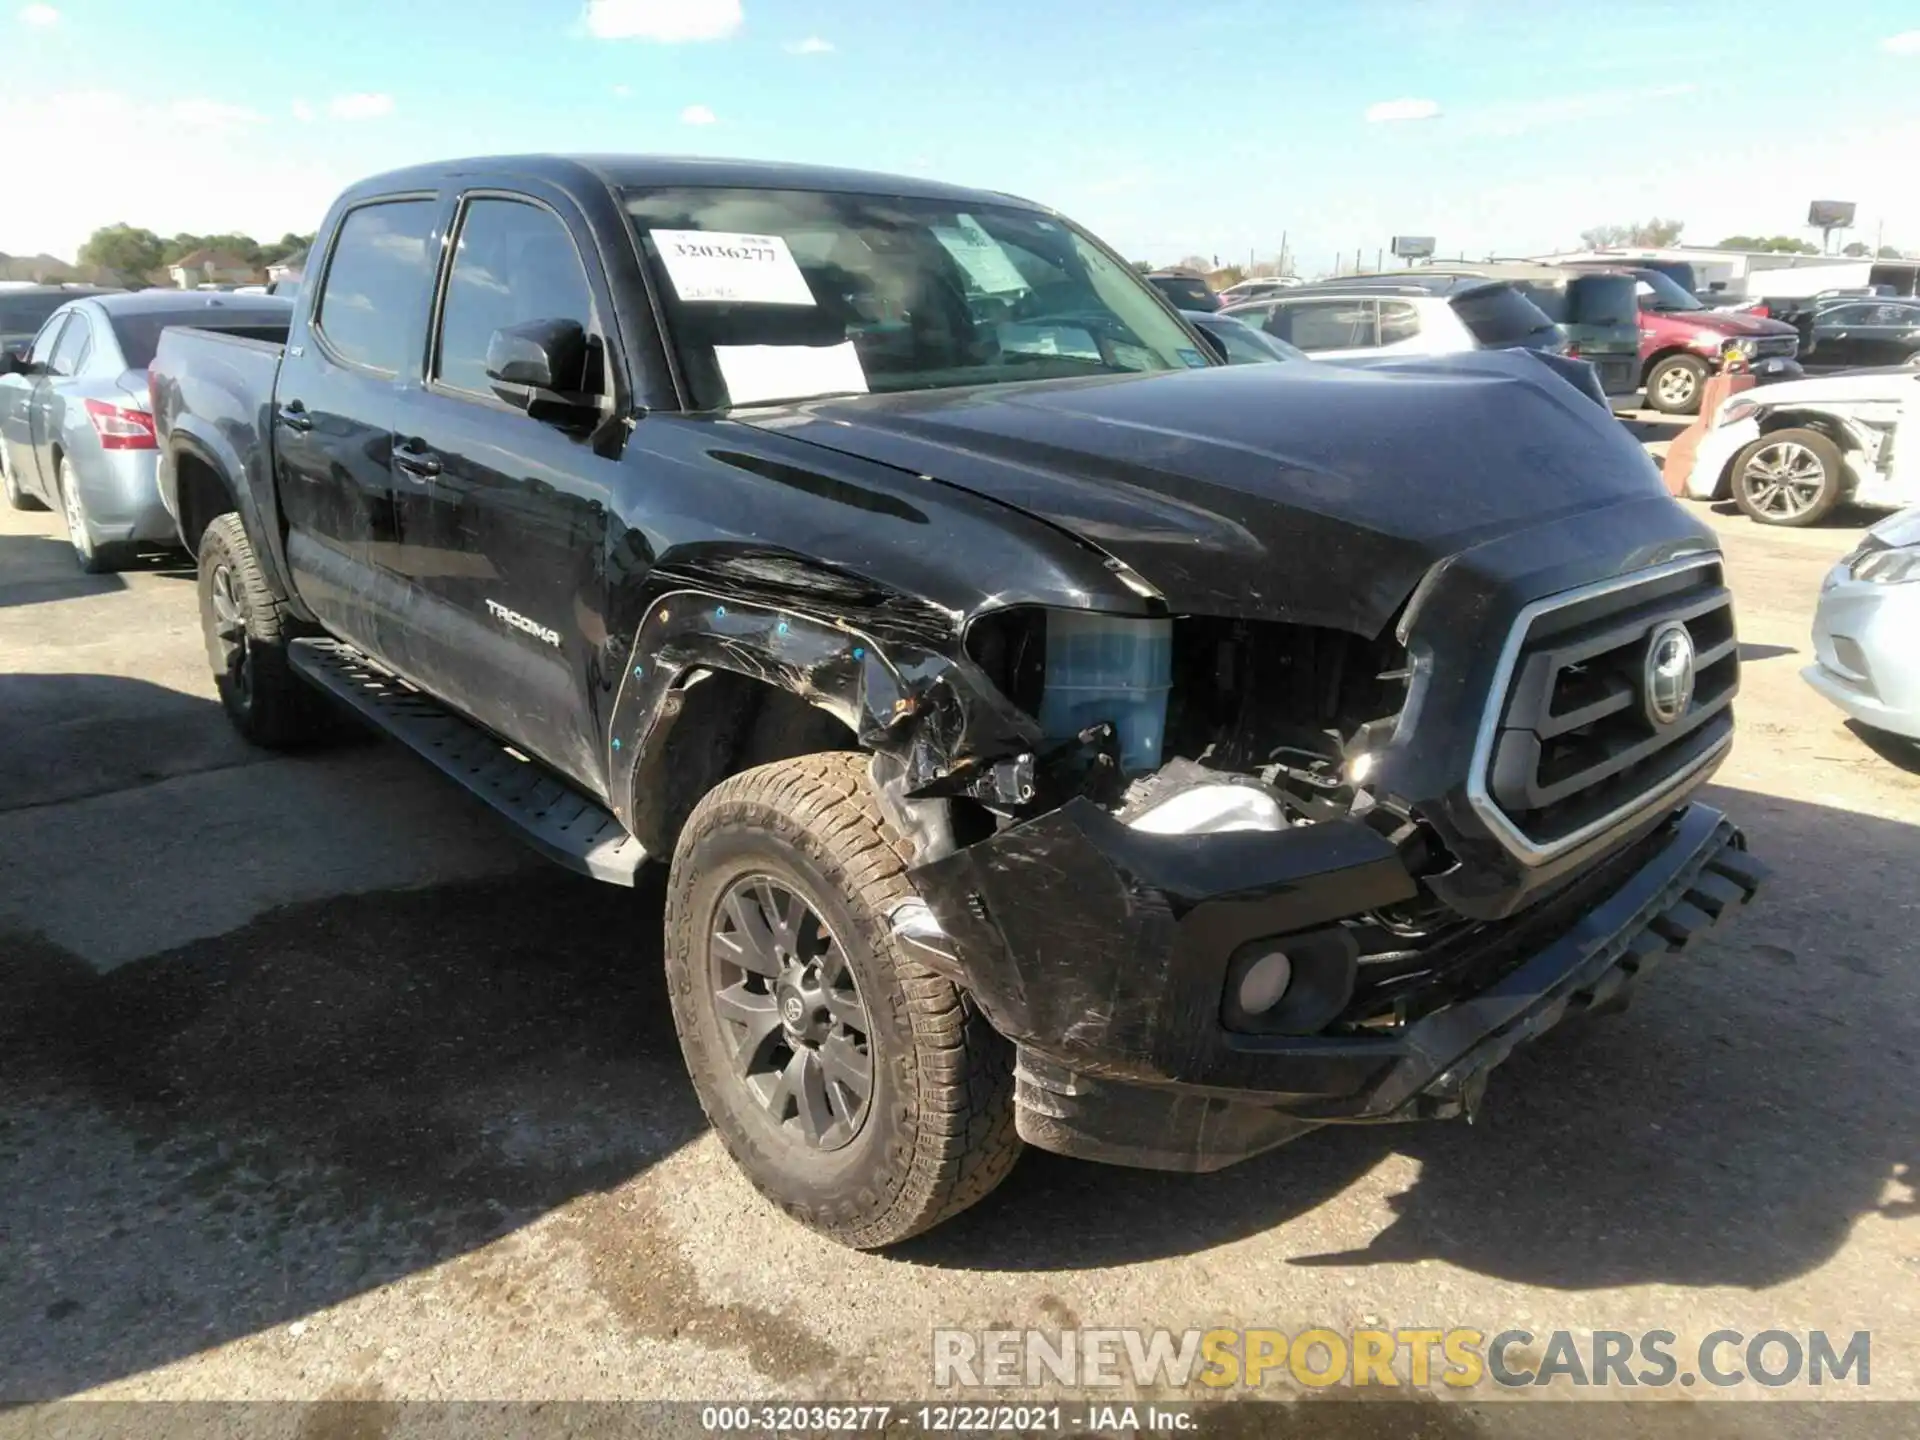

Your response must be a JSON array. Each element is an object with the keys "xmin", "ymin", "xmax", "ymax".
[{"xmin": 1563, "ymin": 263, "xmax": 1801, "ymax": 415}]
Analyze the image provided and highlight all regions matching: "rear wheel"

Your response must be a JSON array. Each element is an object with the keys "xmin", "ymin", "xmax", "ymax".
[
  {"xmin": 1646, "ymin": 354, "xmax": 1709, "ymax": 415},
  {"xmin": 665, "ymin": 752, "xmax": 1020, "ymax": 1248},
  {"xmin": 1731, "ymin": 428, "xmax": 1845, "ymax": 527},
  {"xmin": 197, "ymin": 512, "xmax": 332, "ymax": 747},
  {"xmin": 1, "ymin": 440, "xmax": 46, "ymax": 511},
  {"xmin": 57, "ymin": 457, "xmax": 131, "ymax": 573}
]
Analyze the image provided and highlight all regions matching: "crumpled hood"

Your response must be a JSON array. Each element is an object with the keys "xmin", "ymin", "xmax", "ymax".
[{"xmin": 741, "ymin": 351, "xmax": 1672, "ymax": 634}]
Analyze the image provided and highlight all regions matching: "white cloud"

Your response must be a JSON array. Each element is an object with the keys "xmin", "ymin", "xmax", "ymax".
[
  {"xmin": 326, "ymin": 92, "xmax": 395, "ymax": 121},
  {"xmin": 611, "ymin": 83, "xmax": 633, "ymax": 98},
  {"xmin": 291, "ymin": 99, "xmax": 317, "ymax": 122},
  {"xmin": 680, "ymin": 103, "xmax": 717, "ymax": 125},
  {"xmin": 784, "ymin": 36, "xmax": 832, "ymax": 54},
  {"xmin": 1881, "ymin": 30, "xmax": 1920, "ymax": 55},
  {"xmin": 584, "ymin": 0, "xmax": 742, "ymax": 42},
  {"xmin": 1364, "ymin": 97, "xmax": 1441, "ymax": 123},
  {"xmin": 17, "ymin": 3, "xmax": 58, "ymax": 26}
]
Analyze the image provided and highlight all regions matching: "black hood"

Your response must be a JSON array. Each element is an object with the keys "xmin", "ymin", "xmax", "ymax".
[{"xmin": 740, "ymin": 351, "xmax": 1674, "ymax": 635}]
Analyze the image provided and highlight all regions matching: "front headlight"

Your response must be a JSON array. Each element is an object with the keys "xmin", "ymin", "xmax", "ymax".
[
  {"xmin": 1720, "ymin": 336, "xmax": 1753, "ymax": 362},
  {"xmin": 1716, "ymin": 399, "xmax": 1759, "ymax": 428},
  {"xmin": 1848, "ymin": 544, "xmax": 1920, "ymax": 584}
]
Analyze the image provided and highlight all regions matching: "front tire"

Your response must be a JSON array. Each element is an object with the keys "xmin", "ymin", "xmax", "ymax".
[
  {"xmin": 197, "ymin": 512, "xmax": 331, "ymax": 747},
  {"xmin": 1731, "ymin": 428, "xmax": 1845, "ymax": 527},
  {"xmin": 1646, "ymin": 354, "xmax": 1708, "ymax": 415},
  {"xmin": 665, "ymin": 752, "xmax": 1020, "ymax": 1248}
]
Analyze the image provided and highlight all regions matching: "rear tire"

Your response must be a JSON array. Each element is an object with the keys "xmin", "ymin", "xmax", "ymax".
[
  {"xmin": 665, "ymin": 751, "xmax": 1020, "ymax": 1248},
  {"xmin": 1646, "ymin": 354, "xmax": 1708, "ymax": 415},
  {"xmin": 197, "ymin": 512, "xmax": 332, "ymax": 747},
  {"xmin": 1730, "ymin": 428, "xmax": 1845, "ymax": 527},
  {"xmin": 57, "ymin": 458, "xmax": 131, "ymax": 574},
  {"xmin": 1, "ymin": 441, "xmax": 46, "ymax": 511}
]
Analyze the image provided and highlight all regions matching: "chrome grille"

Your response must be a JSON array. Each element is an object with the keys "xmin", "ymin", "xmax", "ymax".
[
  {"xmin": 1470, "ymin": 556, "xmax": 1738, "ymax": 862},
  {"xmin": 1746, "ymin": 335, "xmax": 1798, "ymax": 359}
]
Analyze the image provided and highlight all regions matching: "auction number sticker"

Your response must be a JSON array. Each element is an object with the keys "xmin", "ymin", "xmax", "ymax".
[{"xmin": 651, "ymin": 229, "xmax": 816, "ymax": 305}]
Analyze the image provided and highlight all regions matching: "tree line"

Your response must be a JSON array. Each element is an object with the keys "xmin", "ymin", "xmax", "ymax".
[
  {"xmin": 1581, "ymin": 217, "xmax": 1902, "ymax": 258},
  {"xmin": 76, "ymin": 223, "xmax": 316, "ymax": 279}
]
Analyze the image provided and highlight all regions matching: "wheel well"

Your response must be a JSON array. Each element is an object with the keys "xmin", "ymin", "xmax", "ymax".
[
  {"xmin": 628, "ymin": 670, "xmax": 860, "ymax": 856},
  {"xmin": 1758, "ymin": 410, "xmax": 1856, "ymax": 454},
  {"xmin": 1641, "ymin": 346, "xmax": 1704, "ymax": 382},
  {"xmin": 173, "ymin": 450, "xmax": 237, "ymax": 558}
]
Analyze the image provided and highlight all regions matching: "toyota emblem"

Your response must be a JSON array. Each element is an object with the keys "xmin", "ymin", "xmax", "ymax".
[{"xmin": 1644, "ymin": 622, "xmax": 1696, "ymax": 727}]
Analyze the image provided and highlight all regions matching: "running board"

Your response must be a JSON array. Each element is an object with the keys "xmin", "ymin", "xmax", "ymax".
[{"xmin": 288, "ymin": 637, "xmax": 647, "ymax": 885}]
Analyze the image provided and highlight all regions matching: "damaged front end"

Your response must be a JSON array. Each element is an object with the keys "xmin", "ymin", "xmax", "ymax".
[{"xmin": 875, "ymin": 556, "xmax": 1765, "ymax": 1172}]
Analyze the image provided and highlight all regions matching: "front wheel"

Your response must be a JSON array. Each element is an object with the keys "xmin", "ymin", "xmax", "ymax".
[
  {"xmin": 665, "ymin": 751, "xmax": 1020, "ymax": 1248},
  {"xmin": 1645, "ymin": 354, "xmax": 1709, "ymax": 415},
  {"xmin": 1730, "ymin": 428, "xmax": 1845, "ymax": 527}
]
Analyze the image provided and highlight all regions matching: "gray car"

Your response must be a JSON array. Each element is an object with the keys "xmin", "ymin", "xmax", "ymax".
[
  {"xmin": 0, "ymin": 291, "xmax": 291, "ymax": 572},
  {"xmin": 1803, "ymin": 507, "xmax": 1920, "ymax": 743}
]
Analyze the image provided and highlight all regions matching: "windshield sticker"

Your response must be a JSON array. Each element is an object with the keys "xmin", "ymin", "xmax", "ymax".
[
  {"xmin": 1177, "ymin": 347, "xmax": 1208, "ymax": 368},
  {"xmin": 714, "ymin": 340, "xmax": 870, "ymax": 406},
  {"xmin": 650, "ymin": 230, "xmax": 816, "ymax": 306},
  {"xmin": 932, "ymin": 216, "xmax": 1031, "ymax": 297}
]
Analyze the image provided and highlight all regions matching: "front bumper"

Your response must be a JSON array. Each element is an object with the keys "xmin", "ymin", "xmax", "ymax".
[
  {"xmin": 1686, "ymin": 418, "xmax": 1758, "ymax": 500},
  {"xmin": 1803, "ymin": 563, "xmax": 1920, "ymax": 739},
  {"xmin": 905, "ymin": 801, "xmax": 1764, "ymax": 1171}
]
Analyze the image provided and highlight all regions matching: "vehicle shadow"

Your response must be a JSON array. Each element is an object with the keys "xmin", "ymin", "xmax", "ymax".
[
  {"xmin": 0, "ymin": 532, "xmax": 127, "ymax": 608},
  {"xmin": 1737, "ymin": 641, "xmax": 1797, "ymax": 662},
  {"xmin": 1845, "ymin": 720, "xmax": 1920, "ymax": 775},
  {"xmin": 905, "ymin": 782, "xmax": 1917, "ymax": 1284},
  {"xmin": 0, "ymin": 863, "xmax": 702, "ymax": 1402}
]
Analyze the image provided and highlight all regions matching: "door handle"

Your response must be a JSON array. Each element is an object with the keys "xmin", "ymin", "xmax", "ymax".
[
  {"xmin": 393, "ymin": 442, "xmax": 442, "ymax": 479},
  {"xmin": 276, "ymin": 402, "xmax": 313, "ymax": 433}
]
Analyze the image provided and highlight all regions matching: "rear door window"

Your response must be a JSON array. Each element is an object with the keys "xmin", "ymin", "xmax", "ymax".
[
  {"xmin": 1275, "ymin": 299, "xmax": 1376, "ymax": 351},
  {"xmin": 314, "ymin": 199, "xmax": 439, "ymax": 375},
  {"xmin": 48, "ymin": 312, "xmax": 92, "ymax": 376},
  {"xmin": 27, "ymin": 313, "xmax": 71, "ymax": 367},
  {"xmin": 1378, "ymin": 301, "xmax": 1420, "ymax": 344},
  {"xmin": 1567, "ymin": 275, "xmax": 1638, "ymax": 328},
  {"xmin": 433, "ymin": 197, "xmax": 596, "ymax": 398},
  {"xmin": 1451, "ymin": 286, "xmax": 1557, "ymax": 346}
]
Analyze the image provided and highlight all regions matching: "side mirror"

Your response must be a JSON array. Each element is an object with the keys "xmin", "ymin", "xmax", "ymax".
[{"xmin": 484, "ymin": 318, "xmax": 602, "ymax": 427}]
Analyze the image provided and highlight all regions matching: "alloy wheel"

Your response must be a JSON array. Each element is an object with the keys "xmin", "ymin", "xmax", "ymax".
[
  {"xmin": 709, "ymin": 875, "xmax": 873, "ymax": 1151},
  {"xmin": 208, "ymin": 562, "xmax": 254, "ymax": 709},
  {"xmin": 1655, "ymin": 366, "xmax": 1698, "ymax": 408},
  {"xmin": 59, "ymin": 461, "xmax": 94, "ymax": 562},
  {"xmin": 1738, "ymin": 441, "xmax": 1828, "ymax": 521}
]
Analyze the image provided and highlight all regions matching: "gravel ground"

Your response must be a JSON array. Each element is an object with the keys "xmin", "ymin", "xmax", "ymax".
[{"xmin": 1, "ymin": 456, "xmax": 1915, "ymax": 1428}]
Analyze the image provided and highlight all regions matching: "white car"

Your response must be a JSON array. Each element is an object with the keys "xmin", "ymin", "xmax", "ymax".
[
  {"xmin": 1221, "ymin": 277, "xmax": 1564, "ymax": 363},
  {"xmin": 1683, "ymin": 369, "xmax": 1920, "ymax": 526},
  {"xmin": 1803, "ymin": 507, "xmax": 1920, "ymax": 742}
]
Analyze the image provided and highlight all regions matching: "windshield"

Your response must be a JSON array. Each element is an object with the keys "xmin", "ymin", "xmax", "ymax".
[
  {"xmin": 625, "ymin": 188, "xmax": 1211, "ymax": 409},
  {"xmin": 0, "ymin": 292, "xmax": 69, "ymax": 344},
  {"xmin": 1634, "ymin": 268, "xmax": 1705, "ymax": 312}
]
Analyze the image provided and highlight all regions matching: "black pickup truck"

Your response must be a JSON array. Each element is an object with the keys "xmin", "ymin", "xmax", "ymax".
[{"xmin": 149, "ymin": 154, "xmax": 1765, "ymax": 1248}]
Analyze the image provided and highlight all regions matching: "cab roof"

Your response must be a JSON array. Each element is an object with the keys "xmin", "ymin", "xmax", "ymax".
[{"xmin": 341, "ymin": 154, "xmax": 1040, "ymax": 212}]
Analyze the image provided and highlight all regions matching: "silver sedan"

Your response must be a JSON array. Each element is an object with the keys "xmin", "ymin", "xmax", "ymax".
[
  {"xmin": 0, "ymin": 291, "xmax": 290, "ymax": 572},
  {"xmin": 1803, "ymin": 507, "xmax": 1920, "ymax": 743}
]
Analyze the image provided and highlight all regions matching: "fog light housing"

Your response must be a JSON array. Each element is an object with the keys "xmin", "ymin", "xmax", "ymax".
[{"xmin": 1221, "ymin": 927, "xmax": 1359, "ymax": 1035}]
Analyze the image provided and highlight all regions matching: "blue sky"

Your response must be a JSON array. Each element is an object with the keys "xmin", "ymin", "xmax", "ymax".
[{"xmin": 8, "ymin": 0, "xmax": 1920, "ymax": 269}]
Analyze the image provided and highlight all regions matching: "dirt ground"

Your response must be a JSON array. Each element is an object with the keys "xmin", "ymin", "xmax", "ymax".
[{"xmin": 2, "ymin": 451, "xmax": 1916, "ymax": 1426}]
